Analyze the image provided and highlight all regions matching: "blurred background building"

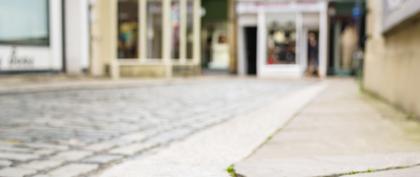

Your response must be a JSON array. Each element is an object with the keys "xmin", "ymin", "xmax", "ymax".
[
  {"xmin": 1, "ymin": 0, "xmax": 420, "ymax": 118},
  {"xmin": 91, "ymin": 0, "xmax": 201, "ymax": 78},
  {"xmin": 235, "ymin": 0, "xmax": 330, "ymax": 78},
  {"xmin": 0, "ymin": 0, "xmax": 202, "ymax": 78},
  {"xmin": 0, "ymin": 0, "xmax": 368, "ymax": 79}
]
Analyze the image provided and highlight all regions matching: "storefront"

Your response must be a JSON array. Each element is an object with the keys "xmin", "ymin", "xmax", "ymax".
[
  {"xmin": 91, "ymin": 0, "xmax": 201, "ymax": 78},
  {"xmin": 236, "ymin": 1, "xmax": 328, "ymax": 78},
  {"xmin": 201, "ymin": 0, "xmax": 231, "ymax": 72},
  {"xmin": 327, "ymin": 0, "xmax": 366, "ymax": 76},
  {"xmin": 0, "ymin": 0, "xmax": 90, "ymax": 74},
  {"xmin": 0, "ymin": 0, "xmax": 63, "ymax": 72}
]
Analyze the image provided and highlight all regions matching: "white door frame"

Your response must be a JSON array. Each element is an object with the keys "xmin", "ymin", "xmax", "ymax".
[
  {"xmin": 237, "ymin": 1, "xmax": 328, "ymax": 78},
  {"xmin": 237, "ymin": 14, "xmax": 258, "ymax": 76}
]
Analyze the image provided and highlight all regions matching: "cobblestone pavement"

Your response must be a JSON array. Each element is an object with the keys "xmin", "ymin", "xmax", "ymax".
[{"xmin": 0, "ymin": 78, "xmax": 314, "ymax": 177}]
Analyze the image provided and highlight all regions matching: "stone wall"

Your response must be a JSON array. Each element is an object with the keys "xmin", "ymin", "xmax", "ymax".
[{"xmin": 364, "ymin": 0, "xmax": 420, "ymax": 118}]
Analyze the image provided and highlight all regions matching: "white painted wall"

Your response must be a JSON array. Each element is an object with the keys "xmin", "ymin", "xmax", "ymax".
[{"xmin": 65, "ymin": 0, "xmax": 90, "ymax": 74}]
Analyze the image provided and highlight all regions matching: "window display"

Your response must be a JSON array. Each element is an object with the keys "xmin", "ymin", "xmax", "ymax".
[
  {"xmin": 266, "ymin": 18, "xmax": 296, "ymax": 65},
  {"xmin": 186, "ymin": 0, "xmax": 194, "ymax": 59},
  {"xmin": 171, "ymin": 0, "xmax": 180, "ymax": 59},
  {"xmin": 113, "ymin": 0, "xmax": 198, "ymax": 62},
  {"xmin": 117, "ymin": 0, "xmax": 139, "ymax": 59},
  {"xmin": 146, "ymin": 0, "xmax": 163, "ymax": 59}
]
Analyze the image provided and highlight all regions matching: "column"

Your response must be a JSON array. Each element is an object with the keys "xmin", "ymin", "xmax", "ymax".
[
  {"xmin": 296, "ymin": 12, "xmax": 303, "ymax": 66},
  {"xmin": 110, "ymin": 0, "xmax": 119, "ymax": 79},
  {"xmin": 319, "ymin": 1, "xmax": 328, "ymax": 78},
  {"xmin": 228, "ymin": 0, "xmax": 237, "ymax": 73},
  {"xmin": 139, "ymin": 0, "xmax": 147, "ymax": 61},
  {"xmin": 180, "ymin": 0, "xmax": 187, "ymax": 64},
  {"xmin": 257, "ymin": 10, "xmax": 266, "ymax": 77},
  {"xmin": 163, "ymin": 0, "xmax": 172, "ymax": 77},
  {"xmin": 192, "ymin": 0, "xmax": 201, "ymax": 65}
]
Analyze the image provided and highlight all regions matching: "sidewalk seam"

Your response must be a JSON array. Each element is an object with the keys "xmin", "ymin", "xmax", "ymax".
[{"xmin": 317, "ymin": 163, "xmax": 420, "ymax": 177}]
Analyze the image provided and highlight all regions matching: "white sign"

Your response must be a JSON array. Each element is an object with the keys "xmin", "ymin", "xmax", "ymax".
[{"xmin": 0, "ymin": 46, "xmax": 52, "ymax": 71}]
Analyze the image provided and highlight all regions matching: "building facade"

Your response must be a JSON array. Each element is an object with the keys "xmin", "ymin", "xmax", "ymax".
[
  {"xmin": 0, "ymin": 0, "xmax": 90, "ymax": 74},
  {"xmin": 327, "ymin": 0, "xmax": 366, "ymax": 76},
  {"xmin": 0, "ymin": 0, "xmax": 370, "ymax": 80},
  {"xmin": 90, "ymin": 0, "xmax": 202, "ymax": 78},
  {"xmin": 235, "ymin": 0, "xmax": 329, "ymax": 78},
  {"xmin": 364, "ymin": 0, "xmax": 420, "ymax": 118}
]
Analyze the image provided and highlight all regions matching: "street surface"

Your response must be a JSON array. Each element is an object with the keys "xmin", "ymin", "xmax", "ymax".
[
  {"xmin": 0, "ymin": 78, "xmax": 313, "ymax": 177},
  {"xmin": 98, "ymin": 80, "xmax": 327, "ymax": 177}
]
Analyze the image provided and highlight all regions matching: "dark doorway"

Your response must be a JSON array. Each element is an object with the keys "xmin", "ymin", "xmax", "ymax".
[
  {"xmin": 244, "ymin": 27, "xmax": 257, "ymax": 75},
  {"xmin": 307, "ymin": 31, "xmax": 319, "ymax": 77}
]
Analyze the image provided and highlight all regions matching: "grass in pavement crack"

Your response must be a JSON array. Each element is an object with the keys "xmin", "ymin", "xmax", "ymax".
[
  {"xmin": 226, "ymin": 164, "xmax": 246, "ymax": 177},
  {"xmin": 226, "ymin": 164, "xmax": 237, "ymax": 177}
]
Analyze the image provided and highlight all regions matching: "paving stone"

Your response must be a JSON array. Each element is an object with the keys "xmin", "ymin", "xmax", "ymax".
[
  {"xmin": 46, "ymin": 163, "xmax": 98, "ymax": 177},
  {"xmin": 85, "ymin": 142, "xmax": 118, "ymax": 152},
  {"xmin": 0, "ymin": 152, "xmax": 39, "ymax": 161},
  {"xmin": 0, "ymin": 167, "xmax": 36, "ymax": 177},
  {"xmin": 82, "ymin": 154, "xmax": 123, "ymax": 164},
  {"xmin": 0, "ymin": 146, "xmax": 32, "ymax": 153},
  {"xmin": 32, "ymin": 175, "xmax": 51, "ymax": 177},
  {"xmin": 18, "ymin": 160, "xmax": 64, "ymax": 171},
  {"xmin": 118, "ymin": 132, "xmax": 148, "ymax": 143},
  {"xmin": 50, "ymin": 151, "xmax": 92, "ymax": 161},
  {"xmin": 23, "ymin": 143, "xmax": 69, "ymax": 151},
  {"xmin": 109, "ymin": 142, "xmax": 156, "ymax": 155},
  {"xmin": 33, "ymin": 149, "xmax": 56, "ymax": 156},
  {"xmin": 0, "ymin": 160, "xmax": 11, "ymax": 167}
]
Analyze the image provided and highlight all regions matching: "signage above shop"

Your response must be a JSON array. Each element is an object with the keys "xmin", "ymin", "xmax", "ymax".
[{"xmin": 237, "ymin": 1, "xmax": 325, "ymax": 14}]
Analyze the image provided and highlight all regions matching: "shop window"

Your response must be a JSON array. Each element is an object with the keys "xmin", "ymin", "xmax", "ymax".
[
  {"xmin": 117, "ymin": 0, "xmax": 139, "ymax": 59},
  {"xmin": 186, "ymin": 0, "xmax": 194, "ymax": 59},
  {"xmin": 171, "ymin": 0, "xmax": 180, "ymax": 59},
  {"xmin": 0, "ymin": 0, "xmax": 49, "ymax": 46},
  {"xmin": 266, "ymin": 14, "xmax": 297, "ymax": 65},
  {"xmin": 146, "ymin": 0, "xmax": 163, "ymax": 59}
]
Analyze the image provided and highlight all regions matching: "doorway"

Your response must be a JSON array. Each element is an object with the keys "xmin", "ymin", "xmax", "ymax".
[{"xmin": 244, "ymin": 27, "xmax": 257, "ymax": 75}]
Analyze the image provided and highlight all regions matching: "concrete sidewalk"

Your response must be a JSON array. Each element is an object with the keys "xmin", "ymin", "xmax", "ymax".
[{"xmin": 236, "ymin": 79, "xmax": 420, "ymax": 177}]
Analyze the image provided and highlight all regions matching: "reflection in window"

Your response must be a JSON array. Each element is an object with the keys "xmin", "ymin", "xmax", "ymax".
[
  {"xmin": 0, "ymin": 0, "xmax": 49, "ymax": 46},
  {"xmin": 171, "ymin": 0, "xmax": 180, "ymax": 59},
  {"xmin": 267, "ymin": 21, "xmax": 296, "ymax": 64},
  {"xmin": 117, "ymin": 0, "xmax": 139, "ymax": 59},
  {"xmin": 146, "ymin": 0, "xmax": 163, "ymax": 59},
  {"xmin": 186, "ymin": 0, "xmax": 194, "ymax": 59}
]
